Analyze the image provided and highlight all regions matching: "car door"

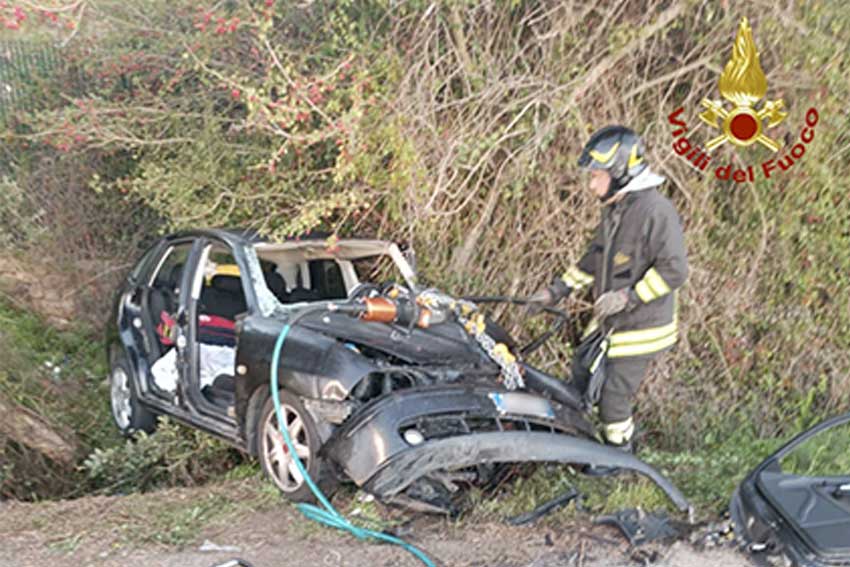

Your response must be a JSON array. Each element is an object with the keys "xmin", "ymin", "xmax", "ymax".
[
  {"xmin": 118, "ymin": 241, "xmax": 164, "ymax": 369},
  {"xmin": 733, "ymin": 413, "xmax": 850, "ymax": 565},
  {"xmin": 181, "ymin": 237, "xmax": 256, "ymax": 425},
  {"xmin": 138, "ymin": 239, "xmax": 197, "ymax": 402}
]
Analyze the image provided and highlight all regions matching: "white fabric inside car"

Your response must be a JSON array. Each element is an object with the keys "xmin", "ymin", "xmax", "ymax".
[{"xmin": 151, "ymin": 345, "xmax": 235, "ymax": 393}]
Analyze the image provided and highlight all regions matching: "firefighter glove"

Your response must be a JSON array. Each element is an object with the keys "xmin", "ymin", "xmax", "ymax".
[{"xmin": 593, "ymin": 289, "xmax": 638, "ymax": 320}]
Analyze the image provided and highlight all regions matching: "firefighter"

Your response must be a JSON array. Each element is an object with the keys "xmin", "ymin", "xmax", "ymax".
[{"xmin": 528, "ymin": 125, "xmax": 688, "ymax": 453}]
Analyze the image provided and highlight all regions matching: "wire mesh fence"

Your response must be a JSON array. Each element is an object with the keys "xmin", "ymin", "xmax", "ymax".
[{"xmin": 0, "ymin": 40, "xmax": 64, "ymax": 126}]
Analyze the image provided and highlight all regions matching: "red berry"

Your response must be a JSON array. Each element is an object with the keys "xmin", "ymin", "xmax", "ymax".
[{"xmin": 231, "ymin": 88, "xmax": 241, "ymax": 99}]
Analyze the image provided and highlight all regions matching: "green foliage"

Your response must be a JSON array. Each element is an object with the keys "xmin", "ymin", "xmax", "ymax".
[
  {"xmin": 2, "ymin": 0, "xmax": 850, "ymax": 518},
  {"xmin": 83, "ymin": 418, "xmax": 241, "ymax": 495},
  {"xmin": 0, "ymin": 298, "xmax": 112, "ymax": 449},
  {"xmin": 779, "ymin": 421, "xmax": 850, "ymax": 477},
  {"xmin": 0, "ymin": 299, "xmax": 240, "ymax": 500},
  {"xmin": 0, "ymin": 176, "xmax": 40, "ymax": 247},
  {"xmin": 0, "ymin": 298, "xmax": 117, "ymax": 499}
]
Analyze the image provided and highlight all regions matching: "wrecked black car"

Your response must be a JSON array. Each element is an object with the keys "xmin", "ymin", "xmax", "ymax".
[
  {"xmin": 107, "ymin": 229, "xmax": 689, "ymax": 513},
  {"xmin": 732, "ymin": 413, "xmax": 850, "ymax": 566}
]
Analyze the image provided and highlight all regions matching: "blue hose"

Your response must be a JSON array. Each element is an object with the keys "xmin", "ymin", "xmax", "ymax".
[{"xmin": 270, "ymin": 322, "xmax": 436, "ymax": 567}]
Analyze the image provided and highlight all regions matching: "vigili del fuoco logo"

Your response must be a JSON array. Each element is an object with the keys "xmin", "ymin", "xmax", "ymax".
[{"xmin": 667, "ymin": 17, "xmax": 819, "ymax": 182}]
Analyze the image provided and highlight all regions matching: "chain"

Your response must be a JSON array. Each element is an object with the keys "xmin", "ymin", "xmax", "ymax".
[{"xmin": 417, "ymin": 290, "xmax": 525, "ymax": 390}]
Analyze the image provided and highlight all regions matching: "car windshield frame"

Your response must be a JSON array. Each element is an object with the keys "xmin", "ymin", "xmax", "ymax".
[{"xmin": 240, "ymin": 239, "xmax": 418, "ymax": 317}]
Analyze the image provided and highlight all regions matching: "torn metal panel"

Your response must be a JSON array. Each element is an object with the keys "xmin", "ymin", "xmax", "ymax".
[
  {"xmin": 595, "ymin": 508, "xmax": 679, "ymax": 546},
  {"xmin": 361, "ymin": 431, "xmax": 691, "ymax": 513}
]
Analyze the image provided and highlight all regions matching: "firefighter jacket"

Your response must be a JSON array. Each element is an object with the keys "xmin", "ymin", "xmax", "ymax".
[{"xmin": 558, "ymin": 187, "xmax": 688, "ymax": 358}]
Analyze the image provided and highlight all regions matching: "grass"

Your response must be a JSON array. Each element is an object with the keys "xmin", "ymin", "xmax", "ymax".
[
  {"xmin": 0, "ymin": 297, "xmax": 122, "ymax": 499},
  {"xmin": 0, "ymin": 295, "xmax": 832, "ymax": 536},
  {"xmin": 466, "ymin": 429, "xmax": 789, "ymax": 527},
  {"xmin": 9, "ymin": 477, "xmax": 283, "ymax": 552}
]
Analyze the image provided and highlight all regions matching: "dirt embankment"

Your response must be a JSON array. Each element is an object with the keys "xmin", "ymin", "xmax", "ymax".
[{"xmin": 0, "ymin": 479, "xmax": 752, "ymax": 567}]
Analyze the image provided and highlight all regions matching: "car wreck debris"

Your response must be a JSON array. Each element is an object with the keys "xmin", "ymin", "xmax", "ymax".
[
  {"xmin": 106, "ymin": 230, "xmax": 691, "ymax": 521},
  {"xmin": 731, "ymin": 413, "xmax": 850, "ymax": 567},
  {"xmin": 507, "ymin": 487, "xmax": 581, "ymax": 526},
  {"xmin": 595, "ymin": 508, "xmax": 679, "ymax": 547}
]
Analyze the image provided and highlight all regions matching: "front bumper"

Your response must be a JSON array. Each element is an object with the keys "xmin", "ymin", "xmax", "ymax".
[{"xmin": 323, "ymin": 384, "xmax": 690, "ymax": 512}]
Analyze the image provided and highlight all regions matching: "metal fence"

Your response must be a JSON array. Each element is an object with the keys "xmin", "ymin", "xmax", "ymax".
[{"xmin": 0, "ymin": 40, "xmax": 63, "ymax": 125}]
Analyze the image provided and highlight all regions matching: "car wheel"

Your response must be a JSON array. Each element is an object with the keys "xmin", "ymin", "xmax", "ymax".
[
  {"xmin": 258, "ymin": 390, "xmax": 334, "ymax": 503},
  {"xmin": 110, "ymin": 356, "xmax": 157, "ymax": 436}
]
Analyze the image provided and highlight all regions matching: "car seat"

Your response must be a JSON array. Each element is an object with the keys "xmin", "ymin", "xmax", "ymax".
[
  {"xmin": 263, "ymin": 270, "xmax": 290, "ymax": 302},
  {"xmin": 200, "ymin": 275, "xmax": 247, "ymax": 320}
]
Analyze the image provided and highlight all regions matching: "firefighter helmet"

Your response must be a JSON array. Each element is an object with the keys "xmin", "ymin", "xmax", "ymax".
[{"xmin": 577, "ymin": 125, "xmax": 648, "ymax": 199}]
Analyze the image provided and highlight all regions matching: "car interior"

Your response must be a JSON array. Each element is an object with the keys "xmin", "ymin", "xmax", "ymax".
[
  {"xmin": 143, "ymin": 240, "xmax": 399, "ymax": 414},
  {"xmin": 146, "ymin": 243, "xmax": 193, "ymax": 360},
  {"xmin": 195, "ymin": 246, "xmax": 353, "ymax": 412}
]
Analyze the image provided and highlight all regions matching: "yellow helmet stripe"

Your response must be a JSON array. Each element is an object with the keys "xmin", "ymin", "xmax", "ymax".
[
  {"xmin": 628, "ymin": 144, "xmax": 643, "ymax": 168},
  {"xmin": 589, "ymin": 142, "xmax": 620, "ymax": 164}
]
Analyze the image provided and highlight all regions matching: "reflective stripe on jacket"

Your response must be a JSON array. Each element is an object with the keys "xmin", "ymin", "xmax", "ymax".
[{"xmin": 560, "ymin": 188, "xmax": 688, "ymax": 358}]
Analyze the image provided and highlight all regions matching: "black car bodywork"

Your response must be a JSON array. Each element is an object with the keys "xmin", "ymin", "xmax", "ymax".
[
  {"xmin": 107, "ymin": 228, "xmax": 690, "ymax": 513},
  {"xmin": 731, "ymin": 413, "xmax": 850, "ymax": 566}
]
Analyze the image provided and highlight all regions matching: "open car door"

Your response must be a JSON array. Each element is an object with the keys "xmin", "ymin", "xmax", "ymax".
[{"xmin": 731, "ymin": 413, "xmax": 850, "ymax": 567}]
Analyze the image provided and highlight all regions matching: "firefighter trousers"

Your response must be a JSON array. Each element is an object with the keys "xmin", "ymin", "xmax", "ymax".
[{"xmin": 571, "ymin": 354, "xmax": 653, "ymax": 424}]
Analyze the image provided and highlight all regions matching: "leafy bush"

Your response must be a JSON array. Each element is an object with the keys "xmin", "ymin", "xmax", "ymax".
[
  {"xmin": 83, "ymin": 418, "xmax": 242, "ymax": 495},
  {"xmin": 1, "ymin": 0, "xmax": 849, "ymax": 512}
]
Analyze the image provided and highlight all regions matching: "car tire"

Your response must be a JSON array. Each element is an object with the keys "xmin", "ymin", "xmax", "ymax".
[
  {"xmin": 109, "ymin": 356, "xmax": 157, "ymax": 436},
  {"xmin": 257, "ymin": 389, "xmax": 335, "ymax": 503}
]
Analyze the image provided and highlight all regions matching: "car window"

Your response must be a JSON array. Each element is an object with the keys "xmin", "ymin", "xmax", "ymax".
[
  {"xmin": 203, "ymin": 246, "xmax": 242, "ymax": 284},
  {"xmin": 195, "ymin": 244, "xmax": 249, "ymax": 319},
  {"xmin": 129, "ymin": 242, "xmax": 161, "ymax": 283},
  {"xmin": 151, "ymin": 242, "xmax": 193, "ymax": 290},
  {"xmin": 777, "ymin": 421, "xmax": 850, "ymax": 477},
  {"xmin": 308, "ymin": 259, "xmax": 347, "ymax": 299}
]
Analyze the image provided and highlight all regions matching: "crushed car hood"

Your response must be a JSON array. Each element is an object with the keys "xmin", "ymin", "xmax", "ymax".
[{"xmin": 297, "ymin": 310, "xmax": 495, "ymax": 366}]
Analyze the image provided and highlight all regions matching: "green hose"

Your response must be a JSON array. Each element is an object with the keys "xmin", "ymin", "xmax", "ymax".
[{"xmin": 270, "ymin": 314, "xmax": 436, "ymax": 567}]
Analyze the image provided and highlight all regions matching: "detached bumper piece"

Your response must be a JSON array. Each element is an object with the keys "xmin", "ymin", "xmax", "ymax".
[
  {"xmin": 324, "ymin": 385, "xmax": 691, "ymax": 515},
  {"xmin": 363, "ymin": 431, "xmax": 690, "ymax": 513}
]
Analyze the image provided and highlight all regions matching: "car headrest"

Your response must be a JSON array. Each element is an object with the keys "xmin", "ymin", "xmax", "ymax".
[
  {"xmin": 211, "ymin": 275, "xmax": 243, "ymax": 295},
  {"xmin": 264, "ymin": 272, "xmax": 286, "ymax": 296},
  {"xmin": 214, "ymin": 263, "xmax": 240, "ymax": 277}
]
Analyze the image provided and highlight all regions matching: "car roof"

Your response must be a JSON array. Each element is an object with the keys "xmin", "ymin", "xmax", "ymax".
[{"xmin": 161, "ymin": 228, "xmax": 396, "ymax": 253}]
